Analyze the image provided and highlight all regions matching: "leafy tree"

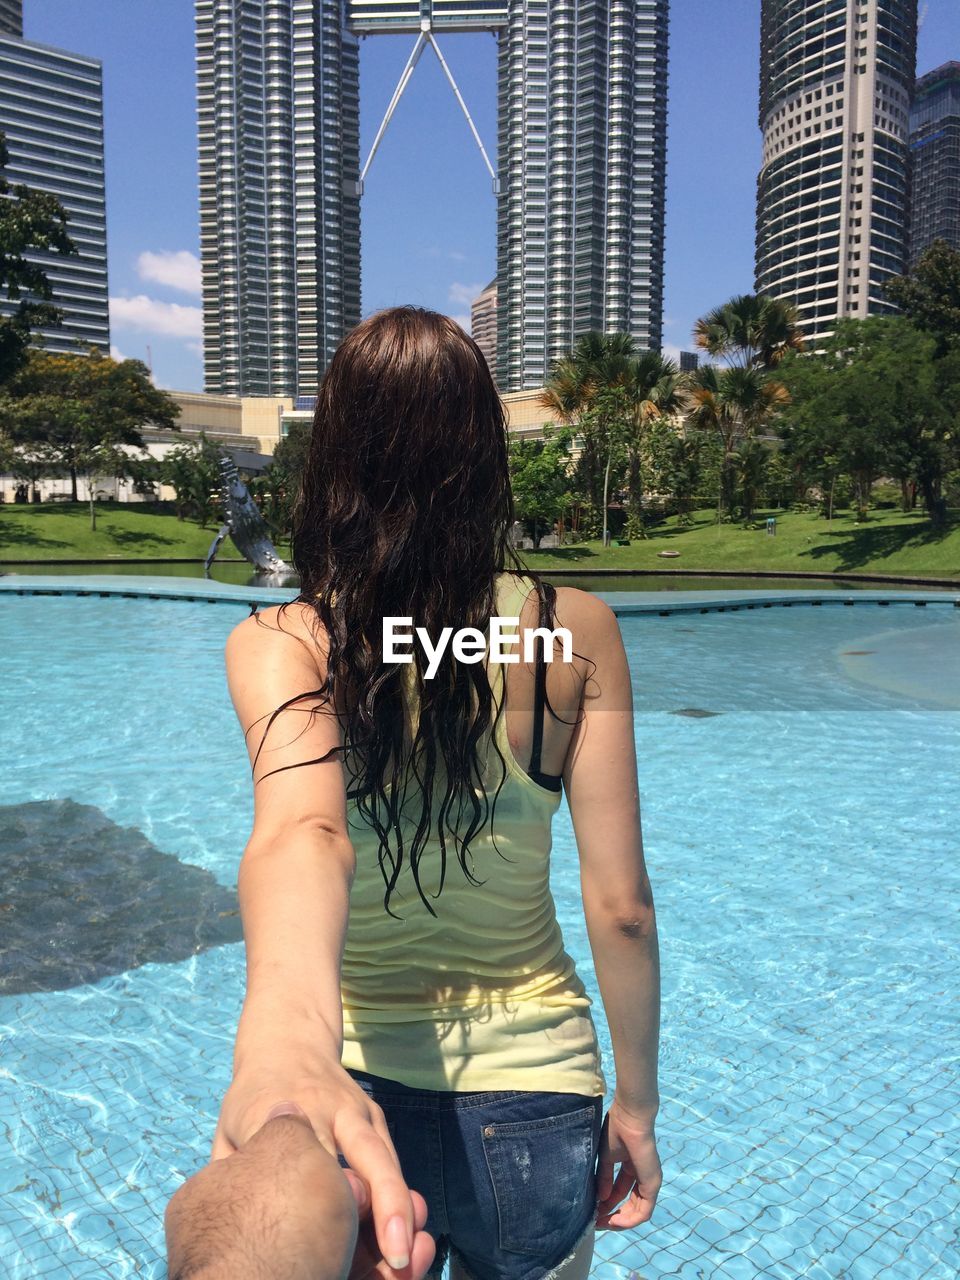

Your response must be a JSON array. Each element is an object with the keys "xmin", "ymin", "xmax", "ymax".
[
  {"xmin": 0, "ymin": 347, "xmax": 180, "ymax": 528},
  {"xmin": 760, "ymin": 447, "xmax": 796, "ymax": 512},
  {"xmin": 124, "ymin": 452, "xmax": 163, "ymax": 501},
  {"xmin": 579, "ymin": 383, "xmax": 633, "ymax": 545},
  {"xmin": 508, "ymin": 425, "xmax": 574, "ymax": 548},
  {"xmin": 0, "ymin": 132, "xmax": 77, "ymax": 384},
  {"xmin": 540, "ymin": 332, "xmax": 687, "ymax": 541},
  {"xmin": 159, "ymin": 431, "xmax": 225, "ymax": 529},
  {"xmin": 251, "ymin": 418, "xmax": 312, "ymax": 541},
  {"xmin": 270, "ymin": 417, "xmax": 311, "ymax": 488},
  {"xmin": 0, "ymin": 432, "xmax": 50, "ymax": 502},
  {"xmin": 731, "ymin": 437, "xmax": 771, "ymax": 523},
  {"xmin": 885, "ymin": 239, "xmax": 960, "ymax": 355},
  {"xmin": 648, "ymin": 420, "xmax": 706, "ymax": 526},
  {"xmin": 778, "ymin": 317, "xmax": 955, "ymax": 525}
]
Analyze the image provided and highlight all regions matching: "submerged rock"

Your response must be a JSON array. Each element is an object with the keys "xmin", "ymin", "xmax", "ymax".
[{"xmin": 0, "ymin": 798, "xmax": 242, "ymax": 994}]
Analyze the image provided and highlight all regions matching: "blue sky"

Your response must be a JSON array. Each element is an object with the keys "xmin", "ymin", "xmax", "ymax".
[{"xmin": 22, "ymin": 0, "xmax": 959, "ymax": 393}]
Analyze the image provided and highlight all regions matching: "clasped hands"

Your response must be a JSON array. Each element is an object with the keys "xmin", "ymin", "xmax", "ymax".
[{"xmin": 167, "ymin": 1090, "xmax": 434, "ymax": 1280}]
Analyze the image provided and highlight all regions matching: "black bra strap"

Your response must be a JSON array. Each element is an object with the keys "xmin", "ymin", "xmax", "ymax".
[
  {"xmin": 529, "ymin": 628, "xmax": 547, "ymax": 779},
  {"xmin": 528, "ymin": 581, "xmax": 564, "ymax": 789}
]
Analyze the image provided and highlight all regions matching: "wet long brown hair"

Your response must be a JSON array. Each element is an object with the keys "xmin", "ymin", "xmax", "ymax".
[{"xmin": 258, "ymin": 306, "xmax": 568, "ymax": 915}]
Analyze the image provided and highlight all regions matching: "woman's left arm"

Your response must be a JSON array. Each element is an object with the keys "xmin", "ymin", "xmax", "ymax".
[{"xmin": 213, "ymin": 607, "xmax": 416, "ymax": 1272}]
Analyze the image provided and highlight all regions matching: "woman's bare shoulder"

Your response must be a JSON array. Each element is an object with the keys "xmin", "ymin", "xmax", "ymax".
[
  {"xmin": 552, "ymin": 584, "xmax": 620, "ymax": 634},
  {"xmin": 225, "ymin": 601, "xmax": 329, "ymax": 670}
]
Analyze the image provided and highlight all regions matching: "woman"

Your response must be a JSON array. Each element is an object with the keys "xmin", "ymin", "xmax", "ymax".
[{"xmin": 213, "ymin": 307, "xmax": 661, "ymax": 1280}]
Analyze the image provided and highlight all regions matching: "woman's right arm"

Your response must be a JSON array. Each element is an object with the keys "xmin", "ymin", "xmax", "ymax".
[
  {"xmin": 562, "ymin": 591, "xmax": 662, "ymax": 1229},
  {"xmin": 214, "ymin": 609, "xmax": 416, "ymax": 1271}
]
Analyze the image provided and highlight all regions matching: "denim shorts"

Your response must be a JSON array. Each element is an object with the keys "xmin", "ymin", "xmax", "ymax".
[{"xmin": 347, "ymin": 1068, "xmax": 604, "ymax": 1280}]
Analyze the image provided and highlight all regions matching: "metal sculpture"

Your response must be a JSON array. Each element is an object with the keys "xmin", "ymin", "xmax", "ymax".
[{"xmin": 204, "ymin": 453, "xmax": 294, "ymax": 576}]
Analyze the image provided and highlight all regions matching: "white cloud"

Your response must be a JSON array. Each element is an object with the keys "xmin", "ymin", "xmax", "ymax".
[
  {"xmin": 137, "ymin": 249, "xmax": 202, "ymax": 296},
  {"xmin": 186, "ymin": 341, "xmax": 203, "ymax": 356},
  {"xmin": 423, "ymin": 247, "xmax": 468, "ymax": 262},
  {"xmin": 448, "ymin": 313, "xmax": 472, "ymax": 333},
  {"xmin": 109, "ymin": 294, "xmax": 203, "ymax": 339},
  {"xmin": 110, "ymin": 343, "xmax": 127, "ymax": 362},
  {"xmin": 448, "ymin": 281, "xmax": 485, "ymax": 307}
]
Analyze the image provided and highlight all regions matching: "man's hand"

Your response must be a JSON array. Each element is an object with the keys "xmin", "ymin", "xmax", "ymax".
[
  {"xmin": 212, "ymin": 1052, "xmax": 416, "ymax": 1271},
  {"xmin": 166, "ymin": 1110, "xmax": 435, "ymax": 1280}
]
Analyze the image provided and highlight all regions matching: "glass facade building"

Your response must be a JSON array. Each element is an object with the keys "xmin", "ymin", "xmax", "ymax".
[
  {"xmin": 908, "ymin": 62, "xmax": 960, "ymax": 265},
  {"xmin": 0, "ymin": 29, "xmax": 110, "ymax": 355},
  {"xmin": 198, "ymin": 0, "xmax": 668, "ymax": 396},
  {"xmin": 756, "ymin": 0, "xmax": 917, "ymax": 346},
  {"xmin": 196, "ymin": 0, "xmax": 360, "ymax": 397},
  {"xmin": 0, "ymin": 1, "xmax": 21, "ymax": 37},
  {"xmin": 496, "ymin": 0, "xmax": 668, "ymax": 389}
]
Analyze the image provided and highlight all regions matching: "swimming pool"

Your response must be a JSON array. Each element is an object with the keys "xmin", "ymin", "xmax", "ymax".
[{"xmin": 1, "ymin": 578, "xmax": 958, "ymax": 1278}]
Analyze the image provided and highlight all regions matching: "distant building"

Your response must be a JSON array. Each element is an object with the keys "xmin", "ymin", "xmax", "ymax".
[
  {"xmin": 471, "ymin": 280, "xmax": 497, "ymax": 375},
  {"xmin": 0, "ymin": 0, "xmax": 21, "ymax": 37},
  {"xmin": 0, "ymin": 26, "xmax": 110, "ymax": 355},
  {"xmin": 196, "ymin": 0, "xmax": 360, "ymax": 398},
  {"xmin": 496, "ymin": 0, "xmax": 669, "ymax": 389},
  {"xmin": 679, "ymin": 350, "xmax": 699, "ymax": 372},
  {"xmin": 756, "ymin": 0, "xmax": 917, "ymax": 345},
  {"xmin": 198, "ymin": 0, "xmax": 669, "ymax": 396},
  {"xmin": 909, "ymin": 62, "xmax": 960, "ymax": 264}
]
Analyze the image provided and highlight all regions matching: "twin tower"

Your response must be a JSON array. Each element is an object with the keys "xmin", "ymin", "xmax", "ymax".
[{"xmin": 197, "ymin": 0, "xmax": 669, "ymax": 397}]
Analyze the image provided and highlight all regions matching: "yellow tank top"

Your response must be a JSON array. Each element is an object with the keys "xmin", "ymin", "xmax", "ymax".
[{"xmin": 339, "ymin": 571, "xmax": 606, "ymax": 1096}]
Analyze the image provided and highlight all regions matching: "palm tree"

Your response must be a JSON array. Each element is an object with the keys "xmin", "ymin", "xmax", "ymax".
[
  {"xmin": 620, "ymin": 351, "xmax": 687, "ymax": 536},
  {"xmin": 688, "ymin": 364, "xmax": 789, "ymax": 522},
  {"xmin": 690, "ymin": 293, "xmax": 800, "ymax": 522},
  {"xmin": 540, "ymin": 331, "xmax": 635, "ymax": 545},
  {"xmin": 539, "ymin": 331, "xmax": 637, "ymax": 425},
  {"xmin": 694, "ymin": 294, "xmax": 806, "ymax": 370}
]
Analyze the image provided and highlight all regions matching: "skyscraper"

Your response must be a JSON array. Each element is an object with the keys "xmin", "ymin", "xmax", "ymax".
[
  {"xmin": 197, "ymin": 0, "xmax": 669, "ymax": 397},
  {"xmin": 0, "ymin": 1, "xmax": 21, "ymax": 37},
  {"xmin": 908, "ymin": 62, "xmax": 960, "ymax": 264},
  {"xmin": 471, "ymin": 278, "xmax": 498, "ymax": 374},
  {"xmin": 196, "ymin": 0, "xmax": 360, "ymax": 397},
  {"xmin": 756, "ymin": 0, "xmax": 917, "ymax": 346},
  {"xmin": 496, "ymin": 1, "xmax": 668, "ymax": 388},
  {"xmin": 0, "ymin": 20, "xmax": 110, "ymax": 355}
]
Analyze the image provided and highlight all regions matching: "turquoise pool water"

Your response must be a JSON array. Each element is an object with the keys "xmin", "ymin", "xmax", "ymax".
[{"xmin": 1, "ymin": 584, "xmax": 958, "ymax": 1278}]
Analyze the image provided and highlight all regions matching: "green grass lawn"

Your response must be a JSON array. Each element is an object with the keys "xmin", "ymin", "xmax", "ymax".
[
  {"xmin": 0, "ymin": 501, "xmax": 225, "ymax": 561},
  {"xmin": 2, "ymin": 500, "xmax": 959, "ymax": 581},
  {"xmin": 523, "ymin": 506, "xmax": 960, "ymax": 581}
]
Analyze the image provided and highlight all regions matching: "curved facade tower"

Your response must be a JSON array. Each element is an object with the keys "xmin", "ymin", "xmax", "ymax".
[
  {"xmin": 197, "ymin": 0, "xmax": 669, "ymax": 396},
  {"xmin": 755, "ymin": 0, "xmax": 917, "ymax": 345}
]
